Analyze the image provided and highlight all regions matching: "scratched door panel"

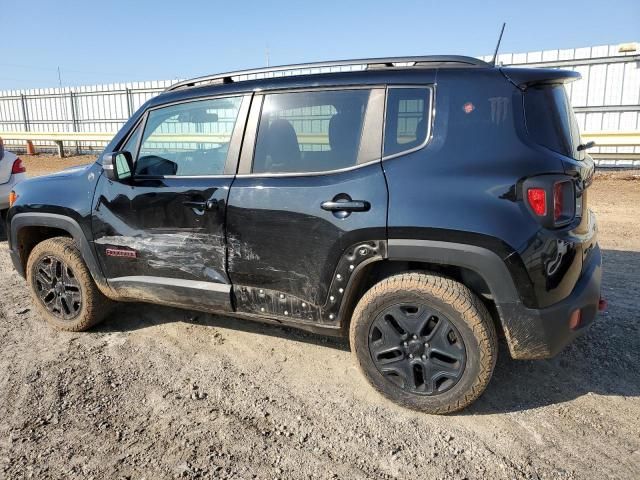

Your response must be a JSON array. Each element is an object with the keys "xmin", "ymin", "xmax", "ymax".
[
  {"xmin": 92, "ymin": 175, "xmax": 231, "ymax": 284},
  {"xmin": 225, "ymin": 87, "xmax": 387, "ymax": 324},
  {"xmin": 226, "ymin": 164, "xmax": 387, "ymax": 319}
]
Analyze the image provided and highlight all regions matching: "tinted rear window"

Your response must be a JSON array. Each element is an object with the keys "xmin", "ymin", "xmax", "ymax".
[
  {"xmin": 524, "ymin": 84, "xmax": 584, "ymax": 160},
  {"xmin": 383, "ymin": 87, "xmax": 431, "ymax": 157}
]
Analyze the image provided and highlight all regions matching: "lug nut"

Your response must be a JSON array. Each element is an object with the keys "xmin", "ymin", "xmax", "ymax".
[
  {"xmin": 403, "ymin": 342, "xmax": 408, "ymax": 347},
  {"xmin": 279, "ymin": 294, "xmax": 285, "ymax": 299},
  {"xmin": 359, "ymin": 248, "xmax": 368, "ymax": 256},
  {"xmin": 412, "ymin": 335, "xmax": 418, "ymax": 340},
  {"xmin": 408, "ymin": 354, "xmax": 414, "ymax": 359},
  {"xmin": 260, "ymin": 307, "xmax": 265, "ymax": 312},
  {"xmin": 301, "ymin": 302, "xmax": 306, "ymax": 307},
  {"xmin": 349, "ymin": 265, "xmax": 355, "ymax": 271},
  {"xmin": 284, "ymin": 310, "xmax": 289, "ymax": 316},
  {"xmin": 329, "ymin": 295, "xmax": 335, "ymax": 302},
  {"xmin": 421, "ymin": 355, "xmax": 427, "ymax": 360},
  {"xmin": 336, "ymin": 274, "xmax": 342, "ymax": 280},
  {"xmin": 338, "ymin": 288, "xmax": 344, "ymax": 294},
  {"xmin": 329, "ymin": 314, "xmax": 335, "ymax": 320},
  {"xmin": 424, "ymin": 343, "xmax": 429, "ymax": 348}
]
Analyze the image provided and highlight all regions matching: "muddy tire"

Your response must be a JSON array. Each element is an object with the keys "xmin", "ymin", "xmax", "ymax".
[
  {"xmin": 26, "ymin": 236, "xmax": 112, "ymax": 331},
  {"xmin": 349, "ymin": 272, "xmax": 497, "ymax": 414}
]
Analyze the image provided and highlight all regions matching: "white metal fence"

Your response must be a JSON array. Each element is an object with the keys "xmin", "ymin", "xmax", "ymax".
[
  {"xmin": 0, "ymin": 80, "xmax": 175, "ymax": 151},
  {"xmin": 1, "ymin": 43, "xmax": 639, "ymax": 165}
]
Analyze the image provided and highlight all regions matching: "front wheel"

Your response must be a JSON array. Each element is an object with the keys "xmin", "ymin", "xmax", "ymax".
[
  {"xmin": 26, "ymin": 236, "xmax": 112, "ymax": 331},
  {"xmin": 349, "ymin": 272, "xmax": 497, "ymax": 414}
]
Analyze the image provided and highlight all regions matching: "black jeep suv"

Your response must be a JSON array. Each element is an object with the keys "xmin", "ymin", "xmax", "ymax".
[{"xmin": 6, "ymin": 55, "xmax": 602, "ymax": 413}]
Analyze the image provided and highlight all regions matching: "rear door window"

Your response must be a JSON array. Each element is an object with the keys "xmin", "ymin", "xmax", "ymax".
[
  {"xmin": 384, "ymin": 87, "xmax": 432, "ymax": 157},
  {"xmin": 252, "ymin": 89, "xmax": 371, "ymax": 174}
]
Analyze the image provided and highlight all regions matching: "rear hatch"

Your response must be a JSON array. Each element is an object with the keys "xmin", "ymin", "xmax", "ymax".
[{"xmin": 505, "ymin": 67, "xmax": 597, "ymax": 267}]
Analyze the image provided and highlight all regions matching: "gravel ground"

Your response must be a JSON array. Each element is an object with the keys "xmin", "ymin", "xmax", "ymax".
[
  {"xmin": 19, "ymin": 154, "xmax": 95, "ymax": 177},
  {"xmin": 0, "ymin": 159, "xmax": 638, "ymax": 479}
]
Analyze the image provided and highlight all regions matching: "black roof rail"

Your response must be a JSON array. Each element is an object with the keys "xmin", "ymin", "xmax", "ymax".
[{"xmin": 166, "ymin": 55, "xmax": 490, "ymax": 92}]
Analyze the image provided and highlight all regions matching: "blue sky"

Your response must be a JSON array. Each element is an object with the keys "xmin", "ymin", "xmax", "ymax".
[{"xmin": 0, "ymin": 0, "xmax": 638, "ymax": 90}]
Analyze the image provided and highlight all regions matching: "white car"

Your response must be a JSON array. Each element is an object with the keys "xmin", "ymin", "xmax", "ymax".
[{"xmin": 0, "ymin": 140, "xmax": 27, "ymax": 211}]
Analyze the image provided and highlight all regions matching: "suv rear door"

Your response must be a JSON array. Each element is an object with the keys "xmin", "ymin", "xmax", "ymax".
[
  {"xmin": 91, "ymin": 94, "xmax": 250, "ymax": 311},
  {"xmin": 226, "ymin": 87, "xmax": 387, "ymax": 326}
]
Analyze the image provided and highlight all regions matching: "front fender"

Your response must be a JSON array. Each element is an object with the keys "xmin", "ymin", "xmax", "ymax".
[{"xmin": 9, "ymin": 212, "xmax": 110, "ymax": 294}]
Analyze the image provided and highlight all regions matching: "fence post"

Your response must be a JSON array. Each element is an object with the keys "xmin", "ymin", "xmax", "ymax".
[
  {"xmin": 69, "ymin": 90, "xmax": 80, "ymax": 154},
  {"xmin": 20, "ymin": 94, "xmax": 30, "ymax": 132},
  {"xmin": 126, "ymin": 88, "xmax": 133, "ymax": 117},
  {"xmin": 54, "ymin": 140, "xmax": 65, "ymax": 158}
]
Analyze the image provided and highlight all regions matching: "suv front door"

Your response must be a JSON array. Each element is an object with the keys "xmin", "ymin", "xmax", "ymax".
[
  {"xmin": 92, "ymin": 94, "xmax": 250, "ymax": 311},
  {"xmin": 226, "ymin": 87, "xmax": 388, "ymax": 327}
]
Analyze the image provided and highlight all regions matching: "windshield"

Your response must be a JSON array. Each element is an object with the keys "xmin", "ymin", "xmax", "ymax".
[{"xmin": 524, "ymin": 84, "xmax": 584, "ymax": 161}]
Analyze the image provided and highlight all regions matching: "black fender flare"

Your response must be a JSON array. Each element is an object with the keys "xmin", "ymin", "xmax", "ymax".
[
  {"xmin": 334, "ymin": 238, "xmax": 521, "ymax": 330},
  {"xmin": 9, "ymin": 212, "xmax": 111, "ymax": 293},
  {"xmin": 384, "ymin": 239, "xmax": 527, "ymax": 357},
  {"xmin": 386, "ymin": 239, "xmax": 520, "ymax": 304}
]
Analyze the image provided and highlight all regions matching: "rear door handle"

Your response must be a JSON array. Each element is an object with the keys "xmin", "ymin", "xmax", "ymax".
[
  {"xmin": 183, "ymin": 200, "xmax": 218, "ymax": 211},
  {"xmin": 321, "ymin": 200, "xmax": 370, "ymax": 212}
]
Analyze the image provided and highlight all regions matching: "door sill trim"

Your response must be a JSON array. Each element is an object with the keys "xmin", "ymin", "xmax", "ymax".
[{"xmin": 109, "ymin": 275, "xmax": 230, "ymax": 292}]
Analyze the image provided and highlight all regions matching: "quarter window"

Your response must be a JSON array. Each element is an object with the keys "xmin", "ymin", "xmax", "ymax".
[
  {"xmin": 135, "ymin": 96, "xmax": 242, "ymax": 176},
  {"xmin": 384, "ymin": 88, "xmax": 432, "ymax": 157},
  {"xmin": 252, "ymin": 89, "xmax": 370, "ymax": 174}
]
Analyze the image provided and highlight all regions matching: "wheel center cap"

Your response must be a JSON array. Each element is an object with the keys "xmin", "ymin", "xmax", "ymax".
[
  {"xmin": 407, "ymin": 340, "xmax": 424, "ymax": 357},
  {"xmin": 55, "ymin": 284, "xmax": 64, "ymax": 294}
]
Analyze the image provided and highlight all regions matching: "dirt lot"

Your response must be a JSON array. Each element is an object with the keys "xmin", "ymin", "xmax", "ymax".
[
  {"xmin": 0, "ymin": 156, "xmax": 638, "ymax": 479},
  {"xmin": 20, "ymin": 154, "xmax": 96, "ymax": 177}
]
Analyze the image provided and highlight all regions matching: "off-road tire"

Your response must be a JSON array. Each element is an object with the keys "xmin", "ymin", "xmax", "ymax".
[
  {"xmin": 26, "ymin": 236, "xmax": 112, "ymax": 331},
  {"xmin": 349, "ymin": 272, "xmax": 498, "ymax": 414}
]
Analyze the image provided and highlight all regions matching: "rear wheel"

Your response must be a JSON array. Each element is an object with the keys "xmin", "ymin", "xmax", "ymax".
[
  {"xmin": 349, "ymin": 272, "xmax": 497, "ymax": 414},
  {"xmin": 26, "ymin": 236, "xmax": 112, "ymax": 331}
]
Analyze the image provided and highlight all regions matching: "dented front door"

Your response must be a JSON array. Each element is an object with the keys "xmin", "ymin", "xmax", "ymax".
[{"xmin": 91, "ymin": 94, "xmax": 250, "ymax": 311}]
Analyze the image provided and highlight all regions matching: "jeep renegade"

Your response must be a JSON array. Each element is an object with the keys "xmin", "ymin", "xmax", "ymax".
[{"xmin": 6, "ymin": 55, "xmax": 602, "ymax": 413}]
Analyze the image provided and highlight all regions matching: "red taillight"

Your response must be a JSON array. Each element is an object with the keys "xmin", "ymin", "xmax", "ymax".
[
  {"xmin": 553, "ymin": 180, "xmax": 575, "ymax": 225},
  {"xmin": 527, "ymin": 188, "xmax": 547, "ymax": 216},
  {"xmin": 11, "ymin": 158, "xmax": 26, "ymax": 174},
  {"xmin": 554, "ymin": 182, "xmax": 563, "ymax": 221}
]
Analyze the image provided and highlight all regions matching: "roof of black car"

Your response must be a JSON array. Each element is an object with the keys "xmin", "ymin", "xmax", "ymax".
[{"xmin": 166, "ymin": 55, "xmax": 491, "ymax": 92}]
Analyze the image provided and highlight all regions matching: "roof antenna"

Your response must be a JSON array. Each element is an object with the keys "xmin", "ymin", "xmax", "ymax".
[{"xmin": 490, "ymin": 22, "xmax": 506, "ymax": 66}]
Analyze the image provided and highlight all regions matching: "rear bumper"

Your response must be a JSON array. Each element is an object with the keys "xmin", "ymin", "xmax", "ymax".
[{"xmin": 498, "ymin": 244, "xmax": 602, "ymax": 359}]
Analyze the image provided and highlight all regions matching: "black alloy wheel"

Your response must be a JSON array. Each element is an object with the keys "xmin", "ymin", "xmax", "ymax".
[
  {"xmin": 34, "ymin": 255, "xmax": 83, "ymax": 320},
  {"xmin": 368, "ymin": 303, "xmax": 466, "ymax": 395}
]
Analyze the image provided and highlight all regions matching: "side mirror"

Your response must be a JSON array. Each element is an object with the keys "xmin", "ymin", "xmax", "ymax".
[{"xmin": 103, "ymin": 151, "xmax": 133, "ymax": 181}]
